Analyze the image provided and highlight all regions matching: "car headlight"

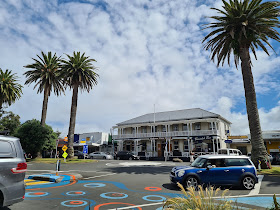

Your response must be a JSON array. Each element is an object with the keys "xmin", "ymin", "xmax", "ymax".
[{"xmin": 177, "ymin": 170, "xmax": 185, "ymax": 177}]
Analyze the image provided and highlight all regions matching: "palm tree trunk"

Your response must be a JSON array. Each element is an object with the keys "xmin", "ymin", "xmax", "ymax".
[
  {"xmin": 67, "ymin": 84, "xmax": 78, "ymax": 158},
  {"xmin": 240, "ymin": 47, "xmax": 270, "ymax": 169},
  {"xmin": 41, "ymin": 84, "xmax": 49, "ymax": 127}
]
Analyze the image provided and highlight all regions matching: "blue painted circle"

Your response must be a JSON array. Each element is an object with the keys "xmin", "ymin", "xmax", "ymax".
[
  {"xmin": 84, "ymin": 183, "xmax": 106, "ymax": 188},
  {"xmin": 65, "ymin": 191, "xmax": 86, "ymax": 196},
  {"xmin": 100, "ymin": 192, "xmax": 128, "ymax": 199},
  {"xmin": 25, "ymin": 192, "xmax": 50, "ymax": 197},
  {"xmin": 61, "ymin": 200, "xmax": 88, "ymax": 207},
  {"xmin": 142, "ymin": 195, "xmax": 166, "ymax": 202},
  {"xmin": 156, "ymin": 207, "xmax": 163, "ymax": 210}
]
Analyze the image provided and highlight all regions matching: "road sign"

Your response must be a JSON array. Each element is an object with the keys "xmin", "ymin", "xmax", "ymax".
[
  {"xmin": 80, "ymin": 141, "xmax": 86, "ymax": 144},
  {"xmin": 62, "ymin": 152, "xmax": 68, "ymax": 158},
  {"xmin": 225, "ymin": 140, "xmax": 233, "ymax": 143},
  {"xmin": 83, "ymin": 145, "xmax": 88, "ymax": 154},
  {"xmin": 228, "ymin": 135, "xmax": 248, "ymax": 139},
  {"xmin": 62, "ymin": 145, "xmax": 68, "ymax": 152},
  {"xmin": 64, "ymin": 137, "xmax": 68, "ymax": 142}
]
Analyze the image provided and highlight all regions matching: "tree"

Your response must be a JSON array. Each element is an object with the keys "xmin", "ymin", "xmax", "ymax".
[
  {"xmin": 0, "ymin": 111, "xmax": 21, "ymax": 136},
  {"xmin": 24, "ymin": 52, "xmax": 64, "ymax": 126},
  {"xmin": 0, "ymin": 69, "xmax": 22, "ymax": 111},
  {"xmin": 14, "ymin": 119, "xmax": 57, "ymax": 158},
  {"xmin": 61, "ymin": 52, "xmax": 99, "ymax": 158},
  {"xmin": 202, "ymin": 0, "xmax": 280, "ymax": 168}
]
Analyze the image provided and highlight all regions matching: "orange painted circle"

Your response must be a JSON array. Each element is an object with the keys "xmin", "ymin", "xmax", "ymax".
[
  {"xmin": 112, "ymin": 193, "xmax": 124, "ymax": 196},
  {"xmin": 69, "ymin": 201, "xmax": 84, "ymax": 205},
  {"xmin": 74, "ymin": 192, "xmax": 83, "ymax": 194},
  {"xmin": 33, "ymin": 192, "xmax": 45, "ymax": 195},
  {"xmin": 94, "ymin": 202, "xmax": 142, "ymax": 210},
  {"xmin": 144, "ymin": 187, "xmax": 162, "ymax": 191}
]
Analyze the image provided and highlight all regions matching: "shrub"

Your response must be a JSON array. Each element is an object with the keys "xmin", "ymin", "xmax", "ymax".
[{"xmin": 163, "ymin": 183, "xmax": 239, "ymax": 210}]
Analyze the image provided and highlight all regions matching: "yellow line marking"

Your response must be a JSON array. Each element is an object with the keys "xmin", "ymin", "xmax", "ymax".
[
  {"xmin": 25, "ymin": 181, "xmax": 51, "ymax": 186},
  {"xmin": 24, "ymin": 179, "xmax": 37, "ymax": 182}
]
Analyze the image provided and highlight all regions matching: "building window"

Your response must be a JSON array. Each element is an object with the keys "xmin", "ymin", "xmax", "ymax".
[
  {"xmin": 183, "ymin": 124, "xmax": 188, "ymax": 131},
  {"xmin": 142, "ymin": 142, "xmax": 147, "ymax": 151},
  {"xmin": 173, "ymin": 124, "xmax": 179, "ymax": 131},
  {"xmin": 152, "ymin": 126, "xmax": 158, "ymax": 132},
  {"xmin": 142, "ymin": 126, "xmax": 147, "ymax": 133},
  {"xmin": 174, "ymin": 140, "xmax": 179, "ymax": 150},
  {"xmin": 209, "ymin": 123, "xmax": 216, "ymax": 130},
  {"xmin": 132, "ymin": 127, "xmax": 135, "ymax": 134},
  {"xmin": 184, "ymin": 140, "xmax": 189, "ymax": 151},
  {"xmin": 162, "ymin": 125, "xmax": 166, "ymax": 132},
  {"xmin": 195, "ymin": 123, "xmax": 201, "ymax": 130}
]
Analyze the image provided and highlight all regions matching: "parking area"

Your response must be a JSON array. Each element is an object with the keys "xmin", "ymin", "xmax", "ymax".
[{"xmin": 7, "ymin": 160, "xmax": 280, "ymax": 210}]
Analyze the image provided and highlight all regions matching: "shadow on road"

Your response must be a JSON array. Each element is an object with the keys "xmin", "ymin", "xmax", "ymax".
[
  {"xmin": 162, "ymin": 183, "xmax": 181, "ymax": 191},
  {"xmin": 101, "ymin": 165, "xmax": 173, "ymax": 175}
]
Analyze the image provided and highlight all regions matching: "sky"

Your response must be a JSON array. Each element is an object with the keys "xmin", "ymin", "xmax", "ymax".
[{"xmin": 0, "ymin": 0, "xmax": 279, "ymax": 137}]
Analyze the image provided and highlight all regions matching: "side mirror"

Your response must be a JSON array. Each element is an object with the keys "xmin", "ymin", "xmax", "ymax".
[{"xmin": 207, "ymin": 165, "xmax": 213, "ymax": 170}]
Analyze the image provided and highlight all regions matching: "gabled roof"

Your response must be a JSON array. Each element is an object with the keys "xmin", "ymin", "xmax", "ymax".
[{"xmin": 116, "ymin": 108, "xmax": 231, "ymax": 126}]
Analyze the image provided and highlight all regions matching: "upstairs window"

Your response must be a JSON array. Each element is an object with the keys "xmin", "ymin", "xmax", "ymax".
[
  {"xmin": 162, "ymin": 125, "xmax": 166, "ymax": 132},
  {"xmin": 194, "ymin": 123, "xmax": 201, "ymax": 130},
  {"xmin": 173, "ymin": 124, "xmax": 179, "ymax": 131},
  {"xmin": 183, "ymin": 124, "xmax": 188, "ymax": 131},
  {"xmin": 132, "ymin": 127, "xmax": 135, "ymax": 134},
  {"xmin": 209, "ymin": 123, "xmax": 216, "ymax": 130},
  {"xmin": 142, "ymin": 126, "xmax": 147, "ymax": 133}
]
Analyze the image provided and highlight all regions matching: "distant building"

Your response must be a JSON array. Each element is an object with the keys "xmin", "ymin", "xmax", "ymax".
[
  {"xmin": 112, "ymin": 108, "xmax": 231, "ymax": 160},
  {"xmin": 73, "ymin": 132, "xmax": 110, "ymax": 153}
]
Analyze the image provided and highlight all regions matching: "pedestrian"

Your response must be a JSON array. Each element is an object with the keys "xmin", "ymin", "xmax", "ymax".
[{"xmin": 190, "ymin": 151, "xmax": 194, "ymax": 163}]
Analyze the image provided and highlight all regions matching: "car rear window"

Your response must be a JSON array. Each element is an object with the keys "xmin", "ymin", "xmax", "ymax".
[
  {"xmin": 225, "ymin": 158, "xmax": 251, "ymax": 166},
  {"xmin": 0, "ymin": 140, "xmax": 16, "ymax": 158}
]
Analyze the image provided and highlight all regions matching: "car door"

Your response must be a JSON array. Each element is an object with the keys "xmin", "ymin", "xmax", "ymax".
[{"xmin": 205, "ymin": 158, "xmax": 229, "ymax": 185}]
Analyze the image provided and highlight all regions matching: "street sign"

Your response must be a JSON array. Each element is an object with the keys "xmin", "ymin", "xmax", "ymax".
[
  {"xmin": 64, "ymin": 137, "xmax": 68, "ymax": 142},
  {"xmin": 228, "ymin": 135, "xmax": 248, "ymax": 139},
  {"xmin": 62, "ymin": 152, "xmax": 68, "ymax": 158},
  {"xmin": 62, "ymin": 145, "xmax": 68, "ymax": 152},
  {"xmin": 80, "ymin": 141, "xmax": 86, "ymax": 144},
  {"xmin": 225, "ymin": 140, "xmax": 233, "ymax": 143},
  {"xmin": 83, "ymin": 145, "xmax": 88, "ymax": 154}
]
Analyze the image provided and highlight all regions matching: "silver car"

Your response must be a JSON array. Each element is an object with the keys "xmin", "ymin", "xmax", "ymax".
[
  {"xmin": 89, "ymin": 152, "xmax": 113, "ymax": 160},
  {"xmin": 0, "ymin": 136, "xmax": 26, "ymax": 207}
]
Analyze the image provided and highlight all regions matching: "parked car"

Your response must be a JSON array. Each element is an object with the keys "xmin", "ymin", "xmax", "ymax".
[
  {"xmin": 170, "ymin": 155, "xmax": 258, "ymax": 190},
  {"xmin": 74, "ymin": 150, "xmax": 88, "ymax": 159},
  {"xmin": 218, "ymin": 148, "xmax": 242, "ymax": 155},
  {"xmin": 116, "ymin": 151, "xmax": 139, "ymax": 160},
  {"xmin": 0, "ymin": 136, "xmax": 26, "ymax": 207},
  {"xmin": 89, "ymin": 152, "xmax": 113, "ymax": 160}
]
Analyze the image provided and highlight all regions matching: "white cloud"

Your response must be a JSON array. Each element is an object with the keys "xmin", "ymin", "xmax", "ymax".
[{"xmin": 0, "ymin": 0, "xmax": 279, "ymax": 137}]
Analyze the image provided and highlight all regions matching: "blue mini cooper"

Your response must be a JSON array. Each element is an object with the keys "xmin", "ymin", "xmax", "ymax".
[{"xmin": 170, "ymin": 155, "xmax": 258, "ymax": 190}]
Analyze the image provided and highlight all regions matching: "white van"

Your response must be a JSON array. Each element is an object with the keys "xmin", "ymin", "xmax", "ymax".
[{"xmin": 218, "ymin": 148, "xmax": 242, "ymax": 155}]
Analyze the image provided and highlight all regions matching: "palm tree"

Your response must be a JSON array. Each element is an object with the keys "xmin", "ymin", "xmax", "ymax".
[
  {"xmin": 0, "ymin": 69, "xmax": 22, "ymax": 111},
  {"xmin": 24, "ymin": 52, "xmax": 64, "ymax": 127},
  {"xmin": 61, "ymin": 52, "xmax": 99, "ymax": 158},
  {"xmin": 202, "ymin": 0, "xmax": 280, "ymax": 168}
]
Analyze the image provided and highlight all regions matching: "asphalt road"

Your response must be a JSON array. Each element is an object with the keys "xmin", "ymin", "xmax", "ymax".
[{"xmin": 4, "ymin": 160, "xmax": 280, "ymax": 210}]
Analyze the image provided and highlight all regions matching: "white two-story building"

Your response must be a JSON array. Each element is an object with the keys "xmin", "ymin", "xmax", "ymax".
[{"xmin": 112, "ymin": 108, "xmax": 231, "ymax": 160}]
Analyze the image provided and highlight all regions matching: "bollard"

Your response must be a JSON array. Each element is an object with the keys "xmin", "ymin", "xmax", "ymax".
[{"xmin": 56, "ymin": 159, "xmax": 61, "ymax": 176}]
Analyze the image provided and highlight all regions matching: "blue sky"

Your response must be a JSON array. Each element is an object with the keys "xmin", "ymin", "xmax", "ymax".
[{"xmin": 0, "ymin": 0, "xmax": 279, "ymax": 136}]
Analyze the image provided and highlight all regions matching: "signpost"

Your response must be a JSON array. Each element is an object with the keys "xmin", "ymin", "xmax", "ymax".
[
  {"xmin": 83, "ymin": 145, "xmax": 88, "ymax": 160},
  {"xmin": 55, "ymin": 139, "xmax": 59, "ymax": 160}
]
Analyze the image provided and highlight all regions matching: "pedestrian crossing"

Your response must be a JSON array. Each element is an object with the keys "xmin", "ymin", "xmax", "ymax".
[{"xmin": 24, "ymin": 179, "xmax": 52, "ymax": 186}]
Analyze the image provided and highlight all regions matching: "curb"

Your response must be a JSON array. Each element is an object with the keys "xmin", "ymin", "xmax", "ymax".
[{"xmin": 27, "ymin": 173, "xmax": 83, "ymax": 183}]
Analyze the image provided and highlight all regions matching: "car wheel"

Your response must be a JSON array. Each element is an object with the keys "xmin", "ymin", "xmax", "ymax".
[
  {"xmin": 129, "ymin": 157, "xmax": 133, "ymax": 160},
  {"xmin": 117, "ymin": 157, "xmax": 120, "ymax": 160},
  {"xmin": 184, "ymin": 176, "xmax": 199, "ymax": 189},
  {"xmin": 103, "ymin": 156, "xmax": 106, "ymax": 159},
  {"xmin": 241, "ymin": 176, "xmax": 255, "ymax": 190},
  {"xmin": 90, "ymin": 156, "xmax": 93, "ymax": 159}
]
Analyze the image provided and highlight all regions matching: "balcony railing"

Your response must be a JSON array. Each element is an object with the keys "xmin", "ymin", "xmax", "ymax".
[{"xmin": 113, "ymin": 130, "xmax": 219, "ymax": 140}]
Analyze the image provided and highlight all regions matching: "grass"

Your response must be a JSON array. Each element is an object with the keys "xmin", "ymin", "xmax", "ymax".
[
  {"xmin": 26, "ymin": 158, "xmax": 98, "ymax": 164},
  {"xmin": 258, "ymin": 167, "xmax": 280, "ymax": 175}
]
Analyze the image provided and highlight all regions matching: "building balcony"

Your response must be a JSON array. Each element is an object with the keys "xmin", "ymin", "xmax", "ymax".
[{"xmin": 113, "ymin": 130, "xmax": 219, "ymax": 140}]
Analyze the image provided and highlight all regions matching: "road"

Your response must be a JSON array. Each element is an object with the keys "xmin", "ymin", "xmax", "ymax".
[{"xmin": 5, "ymin": 160, "xmax": 280, "ymax": 210}]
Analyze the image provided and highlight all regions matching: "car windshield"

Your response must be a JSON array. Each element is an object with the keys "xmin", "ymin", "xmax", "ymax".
[{"xmin": 191, "ymin": 157, "xmax": 207, "ymax": 168}]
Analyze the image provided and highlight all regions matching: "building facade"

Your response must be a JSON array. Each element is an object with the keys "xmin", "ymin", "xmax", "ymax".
[{"xmin": 112, "ymin": 108, "xmax": 231, "ymax": 160}]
